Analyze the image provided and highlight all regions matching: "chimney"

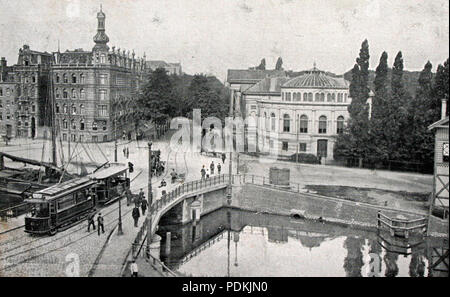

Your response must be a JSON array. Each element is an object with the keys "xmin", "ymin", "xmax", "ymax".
[{"xmin": 442, "ymin": 99, "xmax": 448, "ymax": 120}]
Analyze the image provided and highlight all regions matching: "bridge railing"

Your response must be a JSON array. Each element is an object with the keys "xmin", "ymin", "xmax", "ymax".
[{"xmin": 377, "ymin": 211, "xmax": 427, "ymax": 238}]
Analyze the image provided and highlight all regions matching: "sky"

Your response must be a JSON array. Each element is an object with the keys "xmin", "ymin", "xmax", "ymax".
[{"xmin": 0, "ymin": 0, "xmax": 448, "ymax": 82}]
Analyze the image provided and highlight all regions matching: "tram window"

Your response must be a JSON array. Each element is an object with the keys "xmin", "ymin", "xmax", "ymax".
[
  {"xmin": 35, "ymin": 203, "xmax": 49, "ymax": 217},
  {"xmin": 75, "ymin": 191, "xmax": 88, "ymax": 203},
  {"xmin": 58, "ymin": 194, "xmax": 76, "ymax": 210}
]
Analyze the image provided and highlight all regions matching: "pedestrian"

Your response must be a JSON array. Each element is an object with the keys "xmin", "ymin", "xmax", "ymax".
[
  {"xmin": 132, "ymin": 206, "xmax": 140, "ymax": 227},
  {"xmin": 126, "ymin": 188, "xmax": 132, "ymax": 206},
  {"xmin": 210, "ymin": 161, "xmax": 215, "ymax": 175},
  {"xmin": 200, "ymin": 165, "xmax": 206, "ymax": 180},
  {"xmin": 97, "ymin": 213, "xmax": 105, "ymax": 236},
  {"xmin": 87, "ymin": 210, "xmax": 96, "ymax": 232},
  {"xmin": 137, "ymin": 188, "xmax": 144, "ymax": 207},
  {"xmin": 206, "ymin": 168, "xmax": 210, "ymax": 179},
  {"xmin": 170, "ymin": 169, "xmax": 177, "ymax": 184},
  {"xmin": 130, "ymin": 260, "xmax": 138, "ymax": 277},
  {"xmin": 141, "ymin": 198, "xmax": 148, "ymax": 216},
  {"xmin": 123, "ymin": 147, "xmax": 126, "ymax": 157},
  {"xmin": 222, "ymin": 153, "xmax": 226, "ymax": 164},
  {"xmin": 217, "ymin": 163, "xmax": 221, "ymax": 175},
  {"xmin": 126, "ymin": 147, "xmax": 129, "ymax": 159}
]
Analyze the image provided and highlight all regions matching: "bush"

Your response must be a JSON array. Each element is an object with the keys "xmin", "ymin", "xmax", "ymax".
[{"xmin": 289, "ymin": 153, "xmax": 320, "ymax": 164}]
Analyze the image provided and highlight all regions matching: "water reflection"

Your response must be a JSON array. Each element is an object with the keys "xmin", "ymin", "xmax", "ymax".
[{"xmin": 156, "ymin": 208, "xmax": 442, "ymax": 277}]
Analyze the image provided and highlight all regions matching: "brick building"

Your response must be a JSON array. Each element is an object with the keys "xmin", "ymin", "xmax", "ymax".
[{"xmin": 0, "ymin": 7, "xmax": 147, "ymax": 143}]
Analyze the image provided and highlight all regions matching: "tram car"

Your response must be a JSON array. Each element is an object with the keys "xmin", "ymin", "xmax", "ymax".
[{"xmin": 24, "ymin": 163, "xmax": 130, "ymax": 235}]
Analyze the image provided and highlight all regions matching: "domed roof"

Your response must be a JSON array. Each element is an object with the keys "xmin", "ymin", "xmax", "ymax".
[{"xmin": 283, "ymin": 67, "xmax": 349, "ymax": 89}]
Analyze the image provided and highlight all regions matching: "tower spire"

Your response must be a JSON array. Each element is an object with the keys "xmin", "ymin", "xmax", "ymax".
[{"xmin": 93, "ymin": 5, "xmax": 109, "ymax": 51}]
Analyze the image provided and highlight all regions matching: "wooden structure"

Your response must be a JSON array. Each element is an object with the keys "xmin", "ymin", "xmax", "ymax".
[
  {"xmin": 377, "ymin": 211, "xmax": 427, "ymax": 239},
  {"xmin": 428, "ymin": 100, "xmax": 449, "ymax": 220}
]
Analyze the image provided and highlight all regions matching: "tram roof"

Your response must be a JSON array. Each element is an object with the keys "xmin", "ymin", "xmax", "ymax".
[
  {"xmin": 89, "ymin": 163, "xmax": 128, "ymax": 180},
  {"xmin": 29, "ymin": 177, "xmax": 96, "ymax": 201}
]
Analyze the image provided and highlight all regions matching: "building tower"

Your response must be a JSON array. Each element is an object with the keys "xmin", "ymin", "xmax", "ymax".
[{"xmin": 93, "ymin": 5, "xmax": 109, "ymax": 64}]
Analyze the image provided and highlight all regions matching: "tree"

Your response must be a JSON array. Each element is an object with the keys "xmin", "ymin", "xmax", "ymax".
[
  {"xmin": 432, "ymin": 58, "xmax": 449, "ymax": 121},
  {"xmin": 275, "ymin": 57, "xmax": 283, "ymax": 70},
  {"xmin": 334, "ymin": 40, "xmax": 371, "ymax": 162},
  {"xmin": 369, "ymin": 51, "xmax": 390, "ymax": 161},
  {"xmin": 256, "ymin": 58, "xmax": 266, "ymax": 70},
  {"xmin": 137, "ymin": 68, "xmax": 176, "ymax": 125}
]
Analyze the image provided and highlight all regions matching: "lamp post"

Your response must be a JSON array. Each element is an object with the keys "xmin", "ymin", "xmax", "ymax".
[
  {"xmin": 117, "ymin": 188, "xmax": 123, "ymax": 235},
  {"xmin": 146, "ymin": 141, "xmax": 153, "ymax": 255}
]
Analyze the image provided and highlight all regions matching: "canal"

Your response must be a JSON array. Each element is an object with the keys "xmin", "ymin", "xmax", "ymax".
[{"xmin": 156, "ymin": 208, "xmax": 442, "ymax": 277}]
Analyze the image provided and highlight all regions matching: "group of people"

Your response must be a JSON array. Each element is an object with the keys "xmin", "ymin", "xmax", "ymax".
[
  {"xmin": 201, "ymin": 153, "xmax": 226, "ymax": 180},
  {"xmin": 123, "ymin": 146, "xmax": 130, "ymax": 159},
  {"xmin": 132, "ymin": 188, "xmax": 148, "ymax": 227},
  {"xmin": 87, "ymin": 210, "xmax": 105, "ymax": 236}
]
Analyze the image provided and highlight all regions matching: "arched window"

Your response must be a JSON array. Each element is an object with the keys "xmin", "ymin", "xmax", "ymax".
[
  {"xmin": 55, "ymin": 74, "xmax": 60, "ymax": 83},
  {"xmin": 271, "ymin": 113, "xmax": 276, "ymax": 131},
  {"xmin": 63, "ymin": 119, "xmax": 68, "ymax": 129},
  {"xmin": 80, "ymin": 88, "xmax": 85, "ymax": 99},
  {"xmin": 63, "ymin": 104, "xmax": 67, "ymax": 114},
  {"xmin": 320, "ymin": 93, "xmax": 325, "ymax": 102},
  {"xmin": 92, "ymin": 122, "xmax": 98, "ymax": 131},
  {"xmin": 63, "ymin": 74, "xmax": 68, "ymax": 83},
  {"xmin": 297, "ymin": 93, "xmax": 301, "ymax": 101},
  {"xmin": 337, "ymin": 116, "xmax": 345, "ymax": 134},
  {"xmin": 282, "ymin": 93, "xmax": 285, "ymax": 101},
  {"xmin": 283, "ymin": 114, "xmax": 290, "ymax": 132},
  {"xmin": 308, "ymin": 93, "xmax": 313, "ymax": 102},
  {"xmin": 300, "ymin": 115, "xmax": 308, "ymax": 133},
  {"xmin": 63, "ymin": 89, "xmax": 68, "ymax": 99},
  {"xmin": 71, "ymin": 104, "xmax": 76, "ymax": 115},
  {"xmin": 72, "ymin": 74, "xmax": 77, "ymax": 84},
  {"xmin": 71, "ymin": 119, "xmax": 76, "ymax": 130},
  {"xmin": 55, "ymin": 88, "xmax": 60, "ymax": 99},
  {"xmin": 265, "ymin": 112, "xmax": 269, "ymax": 130},
  {"xmin": 337, "ymin": 93, "xmax": 343, "ymax": 102},
  {"xmin": 315, "ymin": 93, "xmax": 320, "ymax": 102},
  {"xmin": 303, "ymin": 93, "xmax": 308, "ymax": 101},
  {"xmin": 80, "ymin": 73, "xmax": 85, "ymax": 84},
  {"xmin": 327, "ymin": 93, "xmax": 332, "ymax": 102},
  {"xmin": 100, "ymin": 54, "xmax": 106, "ymax": 64},
  {"xmin": 344, "ymin": 93, "xmax": 348, "ymax": 102},
  {"xmin": 331, "ymin": 93, "xmax": 336, "ymax": 102},
  {"xmin": 319, "ymin": 116, "xmax": 327, "ymax": 134},
  {"xmin": 80, "ymin": 119, "xmax": 85, "ymax": 131},
  {"xmin": 55, "ymin": 104, "xmax": 60, "ymax": 113},
  {"xmin": 80, "ymin": 104, "xmax": 85, "ymax": 115},
  {"xmin": 286, "ymin": 93, "xmax": 291, "ymax": 101},
  {"xmin": 71, "ymin": 89, "xmax": 77, "ymax": 99}
]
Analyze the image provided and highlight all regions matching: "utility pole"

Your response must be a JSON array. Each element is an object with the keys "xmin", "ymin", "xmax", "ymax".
[
  {"xmin": 117, "ymin": 184, "xmax": 123, "ymax": 235},
  {"xmin": 49, "ymin": 67, "xmax": 57, "ymax": 167},
  {"xmin": 146, "ymin": 141, "xmax": 153, "ymax": 254},
  {"xmin": 227, "ymin": 90, "xmax": 234, "ymax": 205},
  {"xmin": 114, "ymin": 111, "xmax": 117, "ymax": 162}
]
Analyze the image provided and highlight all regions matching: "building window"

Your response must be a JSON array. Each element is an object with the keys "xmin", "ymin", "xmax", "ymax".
[
  {"xmin": 283, "ymin": 114, "xmax": 290, "ymax": 132},
  {"xmin": 98, "ymin": 105, "xmax": 108, "ymax": 116},
  {"xmin": 63, "ymin": 74, "xmax": 68, "ymax": 83},
  {"xmin": 0, "ymin": 88, "xmax": 2, "ymax": 96},
  {"xmin": 320, "ymin": 93, "xmax": 325, "ymax": 102},
  {"xmin": 80, "ymin": 104, "xmax": 85, "ymax": 115},
  {"xmin": 315, "ymin": 93, "xmax": 320, "ymax": 102},
  {"xmin": 63, "ymin": 119, "xmax": 68, "ymax": 129},
  {"xmin": 337, "ymin": 93, "xmax": 343, "ymax": 103},
  {"xmin": 71, "ymin": 134, "xmax": 76, "ymax": 142},
  {"xmin": 303, "ymin": 93, "xmax": 308, "ymax": 101},
  {"xmin": 103, "ymin": 135, "xmax": 108, "ymax": 142},
  {"xmin": 63, "ymin": 104, "xmax": 67, "ymax": 114},
  {"xmin": 72, "ymin": 74, "xmax": 77, "ymax": 84},
  {"xmin": 443, "ymin": 143, "xmax": 449, "ymax": 163},
  {"xmin": 100, "ymin": 54, "xmax": 106, "ymax": 64},
  {"xmin": 337, "ymin": 116, "xmax": 345, "ymax": 134},
  {"xmin": 80, "ymin": 89, "xmax": 85, "ymax": 99},
  {"xmin": 32, "ymin": 105, "xmax": 35, "ymax": 112},
  {"xmin": 92, "ymin": 122, "xmax": 98, "ymax": 131},
  {"xmin": 99, "ymin": 74, "xmax": 108, "ymax": 85},
  {"xmin": 327, "ymin": 93, "xmax": 332, "ymax": 102},
  {"xmin": 99, "ymin": 90, "xmax": 107, "ymax": 100},
  {"xmin": 56, "ymin": 104, "xmax": 60, "ymax": 113},
  {"xmin": 282, "ymin": 93, "xmax": 285, "ymax": 101},
  {"xmin": 79, "ymin": 134, "xmax": 84, "ymax": 142},
  {"xmin": 319, "ymin": 116, "xmax": 327, "ymax": 134},
  {"xmin": 271, "ymin": 113, "xmax": 276, "ymax": 131},
  {"xmin": 55, "ymin": 88, "xmax": 60, "ymax": 99},
  {"xmin": 55, "ymin": 74, "xmax": 60, "ymax": 83},
  {"xmin": 308, "ymin": 93, "xmax": 313, "ymax": 102},
  {"xmin": 72, "ymin": 89, "xmax": 77, "ymax": 99},
  {"xmin": 71, "ymin": 105, "xmax": 76, "ymax": 115},
  {"xmin": 80, "ymin": 120, "xmax": 85, "ymax": 131},
  {"xmin": 331, "ymin": 93, "xmax": 336, "ymax": 102},
  {"xmin": 299, "ymin": 142, "xmax": 307, "ymax": 152},
  {"xmin": 282, "ymin": 141, "xmax": 289, "ymax": 151},
  {"xmin": 344, "ymin": 93, "xmax": 348, "ymax": 102},
  {"xmin": 300, "ymin": 115, "xmax": 308, "ymax": 133},
  {"xmin": 63, "ymin": 133, "xmax": 67, "ymax": 141},
  {"xmin": 80, "ymin": 73, "xmax": 85, "ymax": 84},
  {"xmin": 32, "ymin": 76, "xmax": 36, "ymax": 83},
  {"xmin": 63, "ymin": 89, "xmax": 68, "ymax": 99},
  {"xmin": 92, "ymin": 135, "xmax": 98, "ymax": 142}
]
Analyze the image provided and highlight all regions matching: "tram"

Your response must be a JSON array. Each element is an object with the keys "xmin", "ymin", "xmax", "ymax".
[{"xmin": 24, "ymin": 163, "xmax": 130, "ymax": 235}]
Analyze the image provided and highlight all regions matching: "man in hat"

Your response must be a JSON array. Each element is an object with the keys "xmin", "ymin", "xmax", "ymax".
[
  {"xmin": 87, "ymin": 209, "xmax": 96, "ymax": 232},
  {"xmin": 132, "ymin": 206, "xmax": 140, "ymax": 227},
  {"xmin": 217, "ymin": 163, "xmax": 221, "ymax": 175},
  {"xmin": 210, "ymin": 161, "xmax": 215, "ymax": 175},
  {"xmin": 97, "ymin": 213, "xmax": 105, "ymax": 236},
  {"xmin": 141, "ymin": 198, "xmax": 148, "ymax": 216},
  {"xmin": 201, "ymin": 165, "xmax": 206, "ymax": 180}
]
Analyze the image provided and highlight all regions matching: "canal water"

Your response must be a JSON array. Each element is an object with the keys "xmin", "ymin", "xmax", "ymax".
[{"xmin": 157, "ymin": 208, "xmax": 437, "ymax": 277}]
